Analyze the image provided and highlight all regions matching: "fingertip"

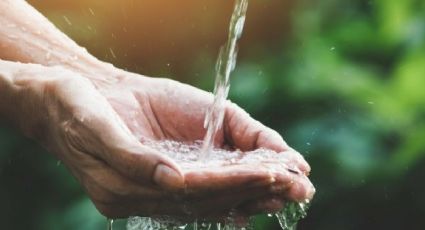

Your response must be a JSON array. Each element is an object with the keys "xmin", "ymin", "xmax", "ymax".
[
  {"xmin": 286, "ymin": 177, "xmax": 315, "ymax": 202},
  {"xmin": 282, "ymin": 148, "xmax": 311, "ymax": 175}
]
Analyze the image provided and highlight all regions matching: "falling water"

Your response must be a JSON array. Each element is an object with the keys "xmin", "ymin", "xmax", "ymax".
[
  {"xmin": 275, "ymin": 201, "xmax": 310, "ymax": 230},
  {"xmin": 201, "ymin": 0, "xmax": 248, "ymax": 160},
  {"xmin": 107, "ymin": 218, "xmax": 114, "ymax": 230}
]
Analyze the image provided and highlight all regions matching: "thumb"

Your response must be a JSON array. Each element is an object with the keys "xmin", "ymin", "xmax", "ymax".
[
  {"xmin": 56, "ymin": 75, "xmax": 184, "ymax": 190},
  {"xmin": 105, "ymin": 144, "xmax": 185, "ymax": 191}
]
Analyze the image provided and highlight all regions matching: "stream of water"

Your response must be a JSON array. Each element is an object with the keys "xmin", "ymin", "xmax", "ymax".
[
  {"xmin": 200, "ymin": 0, "xmax": 248, "ymax": 160},
  {"xmin": 111, "ymin": 0, "xmax": 311, "ymax": 229}
]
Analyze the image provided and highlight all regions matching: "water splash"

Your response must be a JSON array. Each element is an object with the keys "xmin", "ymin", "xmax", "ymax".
[
  {"xmin": 275, "ymin": 201, "xmax": 310, "ymax": 230},
  {"xmin": 127, "ymin": 216, "xmax": 253, "ymax": 230},
  {"xmin": 201, "ymin": 0, "xmax": 249, "ymax": 160},
  {"xmin": 107, "ymin": 218, "xmax": 114, "ymax": 230},
  {"xmin": 127, "ymin": 217, "xmax": 187, "ymax": 230}
]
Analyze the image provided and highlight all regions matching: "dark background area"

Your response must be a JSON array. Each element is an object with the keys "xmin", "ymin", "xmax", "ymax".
[{"xmin": 1, "ymin": 0, "xmax": 425, "ymax": 229}]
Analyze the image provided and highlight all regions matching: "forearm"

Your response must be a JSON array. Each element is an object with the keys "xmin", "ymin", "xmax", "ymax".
[{"xmin": 0, "ymin": 0, "xmax": 115, "ymax": 82}]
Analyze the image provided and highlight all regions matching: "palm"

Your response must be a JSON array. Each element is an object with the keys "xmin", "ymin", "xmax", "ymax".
[{"xmin": 103, "ymin": 75, "xmax": 224, "ymax": 146}]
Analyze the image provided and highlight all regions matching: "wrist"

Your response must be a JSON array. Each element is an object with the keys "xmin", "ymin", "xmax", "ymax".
[
  {"xmin": 61, "ymin": 52, "xmax": 124, "ymax": 87},
  {"xmin": 0, "ymin": 61, "xmax": 45, "ymax": 140}
]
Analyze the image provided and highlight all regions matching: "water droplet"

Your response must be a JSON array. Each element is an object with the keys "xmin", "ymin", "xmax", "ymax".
[
  {"xmin": 63, "ymin": 16, "xmax": 72, "ymax": 26},
  {"xmin": 306, "ymin": 142, "xmax": 311, "ymax": 146},
  {"xmin": 330, "ymin": 46, "xmax": 335, "ymax": 51},
  {"xmin": 235, "ymin": 16, "xmax": 246, "ymax": 39},
  {"xmin": 88, "ymin": 8, "xmax": 95, "ymax": 16},
  {"xmin": 109, "ymin": 48, "xmax": 116, "ymax": 59},
  {"xmin": 368, "ymin": 101, "xmax": 374, "ymax": 105},
  {"xmin": 56, "ymin": 161, "xmax": 61, "ymax": 166},
  {"xmin": 107, "ymin": 218, "xmax": 114, "ymax": 230}
]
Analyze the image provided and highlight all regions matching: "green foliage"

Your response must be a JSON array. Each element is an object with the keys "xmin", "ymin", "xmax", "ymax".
[{"xmin": 228, "ymin": 0, "xmax": 425, "ymax": 228}]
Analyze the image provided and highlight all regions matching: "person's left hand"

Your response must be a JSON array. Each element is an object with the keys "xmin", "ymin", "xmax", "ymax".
[{"xmin": 84, "ymin": 68, "xmax": 314, "ymax": 217}]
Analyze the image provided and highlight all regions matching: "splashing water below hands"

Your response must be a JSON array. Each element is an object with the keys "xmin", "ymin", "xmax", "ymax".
[{"xmin": 275, "ymin": 201, "xmax": 310, "ymax": 230}]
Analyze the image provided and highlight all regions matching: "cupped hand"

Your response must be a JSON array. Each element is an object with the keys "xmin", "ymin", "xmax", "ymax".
[
  {"xmin": 89, "ymin": 69, "xmax": 315, "ymax": 217},
  {"xmin": 10, "ymin": 61, "xmax": 314, "ymax": 220}
]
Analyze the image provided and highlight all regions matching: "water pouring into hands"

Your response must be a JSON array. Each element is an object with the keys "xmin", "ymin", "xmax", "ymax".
[{"xmin": 0, "ymin": 0, "xmax": 315, "ymax": 222}]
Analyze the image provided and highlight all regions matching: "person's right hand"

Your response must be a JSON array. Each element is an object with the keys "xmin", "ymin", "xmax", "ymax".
[{"xmin": 1, "ymin": 60, "xmax": 313, "ymax": 221}]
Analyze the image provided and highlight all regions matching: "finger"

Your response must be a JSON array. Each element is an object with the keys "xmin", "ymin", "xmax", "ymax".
[
  {"xmin": 56, "ymin": 76, "xmax": 184, "ymax": 190},
  {"xmin": 286, "ymin": 175, "xmax": 316, "ymax": 202},
  {"xmin": 277, "ymin": 148, "xmax": 311, "ymax": 175},
  {"xmin": 238, "ymin": 197, "xmax": 285, "ymax": 215},
  {"xmin": 181, "ymin": 185, "xmax": 278, "ymax": 218},
  {"xmin": 106, "ymin": 145, "xmax": 185, "ymax": 191},
  {"xmin": 224, "ymin": 102, "xmax": 288, "ymax": 152},
  {"xmin": 223, "ymin": 101, "xmax": 310, "ymax": 174},
  {"xmin": 94, "ymin": 197, "xmax": 181, "ymax": 218},
  {"xmin": 183, "ymin": 164, "xmax": 277, "ymax": 194},
  {"xmin": 239, "ymin": 147, "xmax": 311, "ymax": 176},
  {"xmin": 73, "ymin": 154, "xmax": 166, "ymax": 202},
  {"xmin": 271, "ymin": 174, "xmax": 315, "ymax": 202}
]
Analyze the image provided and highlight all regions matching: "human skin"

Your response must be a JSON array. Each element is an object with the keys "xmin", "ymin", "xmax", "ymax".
[{"xmin": 0, "ymin": 0, "xmax": 314, "ymax": 220}]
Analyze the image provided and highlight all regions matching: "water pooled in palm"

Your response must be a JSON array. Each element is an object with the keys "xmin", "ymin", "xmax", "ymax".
[{"xmin": 124, "ymin": 0, "xmax": 310, "ymax": 229}]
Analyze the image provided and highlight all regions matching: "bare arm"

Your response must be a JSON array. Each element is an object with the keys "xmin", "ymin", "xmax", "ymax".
[{"xmin": 0, "ymin": 0, "xmax": 114, "ymax": 82}]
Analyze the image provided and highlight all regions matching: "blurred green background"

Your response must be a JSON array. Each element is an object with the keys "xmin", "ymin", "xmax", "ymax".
[{"xmin": 1, "ymin": 0, "xmax": 425, "ymax": 229}]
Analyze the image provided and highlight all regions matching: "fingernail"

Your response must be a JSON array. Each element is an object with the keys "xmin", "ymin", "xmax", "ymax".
[{"xmin": 153, "ymin": 163, "xmax": 184, "ymax": 190}]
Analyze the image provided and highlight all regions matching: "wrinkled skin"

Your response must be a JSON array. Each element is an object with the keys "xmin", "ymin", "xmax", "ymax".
[
  {"xmin": 0, "ymin": 0, "xmax": 315, "ymax": 220},
  {"xmin": 2, "ymin": 61, "xmax": 314, "ymax": 220}
]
